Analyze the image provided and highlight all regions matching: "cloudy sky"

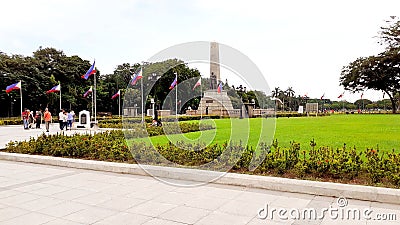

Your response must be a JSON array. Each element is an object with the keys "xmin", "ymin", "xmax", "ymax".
[{"xmin": 1, "ymin": 0, "xmax": 399, "ymax": 102}]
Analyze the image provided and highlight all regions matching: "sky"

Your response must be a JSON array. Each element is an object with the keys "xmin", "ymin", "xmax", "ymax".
[{"xmin": 1, "ymin": 0, "xmax": 399, "ymax": 102}]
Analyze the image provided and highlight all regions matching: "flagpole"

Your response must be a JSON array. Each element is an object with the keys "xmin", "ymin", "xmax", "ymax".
[
  {"xmin": 91, "ymin": 87, "xmax": 94, "ymax": 121},
  {"xmin": 94, "ymin": 72, "xmax": 97, "ymax": 123},
  {"xmin": 59, "ymin": 83, "xmax": 62, "ymax": 110},
  {"xmin": 175, "ymin": 73, "xmax": 178, "ymax": 121},
  {"xmin": 118, "ymin": 90, "xmax": 121, "ymax": 117},
  {"xmin": 200, "ymin": 78, "xmax": 202, "ymax": 119},
  {"xmin": 20, "ymin": 80, "xmax": 23, "ymax": 119},
  {"xmin": 141, "ymin": 67, "xmax": 144, "ymax": 123}
]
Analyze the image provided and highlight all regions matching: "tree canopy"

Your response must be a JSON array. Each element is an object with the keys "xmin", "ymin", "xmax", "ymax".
[{"xmin": 340, "ymin": 17, "xmax": 400, "ymax": 113}]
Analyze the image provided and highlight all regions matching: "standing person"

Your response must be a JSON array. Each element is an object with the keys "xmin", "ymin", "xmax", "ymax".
[
  {"xmin": 22, "ymin": 108, "xmax": 29, "ymax": 130},
  {"xmin": 44, "ymin": 108, "xmax": 52, "ymax": 132},
  {"xmin": 35, "ymin": 110, "xmax": 42, "ymax": 129},
  {"xmin": 67, "ymin": 110, "xmax": 74, "ymax": 130},
  {"xmin": 58, "ymin": 109, "xmax": 64, "ymax": 130},
  {"xmin": 63, "ymin": 111, "xmax": 68, "ymax": 131},
  {"xmin": 70, "ymin": 110, "xmax": 75, "ymax": 128},
  {"xmin": 28, "ymin": 110, "xmax": 35, "ymax": 129}
]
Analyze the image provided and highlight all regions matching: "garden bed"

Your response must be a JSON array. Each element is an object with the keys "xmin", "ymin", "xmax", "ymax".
[{"xmin": 2, "ymin": 130, "xmax": 399, "ymax": 189}]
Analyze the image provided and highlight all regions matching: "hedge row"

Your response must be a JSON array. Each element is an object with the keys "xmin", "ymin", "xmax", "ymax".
[{"xmin": 3, "ymin": 131, "xmax": 400, "ymax": 188}]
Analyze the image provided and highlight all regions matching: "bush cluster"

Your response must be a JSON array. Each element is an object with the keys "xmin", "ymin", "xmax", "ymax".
[{"xmin": 3, "ymin": 131, "xmax": 399, "ymax": 188}]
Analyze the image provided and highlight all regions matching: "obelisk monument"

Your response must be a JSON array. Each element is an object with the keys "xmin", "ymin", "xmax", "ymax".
[
  {"xmin": 198, "ymin": 42, "xmax": 234, "ymax": 116},
  {"xmin": 210, "ymin": 42, "xmax": 220, "ymax": 89}
]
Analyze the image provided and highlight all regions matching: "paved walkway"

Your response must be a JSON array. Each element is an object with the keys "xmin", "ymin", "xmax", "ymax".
[
  {"xmin": 0, "ymin": 160, "xmax": 399, "ymax": 225},
  {"xmin": 0, "ymin": 124, "xmax": 111, "ymax": 149}
]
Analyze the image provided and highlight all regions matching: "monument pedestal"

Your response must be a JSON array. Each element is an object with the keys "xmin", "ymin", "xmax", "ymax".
[{"xmin": 198, "ymin": 90, "xmax": 234, "ymax": 115}]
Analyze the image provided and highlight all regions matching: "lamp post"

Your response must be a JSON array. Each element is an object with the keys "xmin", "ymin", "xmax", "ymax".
[
  {"xmin": 148, "ymin": 72, "xmax": 161, "ymax": 120},
  {"xmin": 236, "ymin": 84, "xmax": 245, "ymax": 119}
]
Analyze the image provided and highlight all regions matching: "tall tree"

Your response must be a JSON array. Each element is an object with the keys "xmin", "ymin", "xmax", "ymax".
[{"xmin": 340, "ymin": 17, "xmax": 400, "ymax": 113}]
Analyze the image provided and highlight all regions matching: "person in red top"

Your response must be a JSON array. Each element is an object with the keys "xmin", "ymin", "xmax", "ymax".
[{"xmin": 43, "ymin": 108, "xmax": 52, "ymax": 132}]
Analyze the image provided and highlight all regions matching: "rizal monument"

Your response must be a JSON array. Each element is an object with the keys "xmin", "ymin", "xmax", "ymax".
[{"xmin": 197, "ymin": 42, "xmax": 234, "ymax": 115}]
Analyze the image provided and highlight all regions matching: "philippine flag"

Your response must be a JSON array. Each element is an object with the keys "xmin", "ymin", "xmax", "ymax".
[
  {"xmin": 111, "ymin": 90, "xmax": 120, "ymax": 100},
  {"xmin": 338, "ymin": 92, "xmax": 344, "ymax": 98},
  {"xmin": 217, "ymin": 82, "xmax": 223, "ymax": 93},
  {"xmin": 169, "ymin": 75, "xmax": 177, "ymax": 90},
  {"xmin": 46, "ymin": 84, "xmax": 61, "ymax": 94},
  {"xmin": 81, "ymin": 60, "xmax": 96, "ymax": 80},
  {"xmin": 130, "ymin": 68, "xmax": 143, "ymax": 85},
  {"xmin": 320, "ymin": 93, "xmax": 325, "ymax": 100},
  {"xmin": 5, "ymin": 81, "xmax": 21, "ymax": 93},
  {"xmin": 192, "ymin": 77, "xmax": 201, "ymax": 90},
  {"xmin": 83, "ymin": 87, "xmax": 92, "ymax": 98}
]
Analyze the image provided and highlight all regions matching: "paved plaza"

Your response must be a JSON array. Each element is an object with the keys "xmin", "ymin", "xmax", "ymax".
[
  {"xmin": 0, "ymin": 124, "xmax": 110, "ymax": 149},
  {"xmin": 0, "ymin": 125, "xmax": 399, "ymax": 224},
  {"xmin": 0, "ymin": 160, "xmax": 398, "ymax": 225}
]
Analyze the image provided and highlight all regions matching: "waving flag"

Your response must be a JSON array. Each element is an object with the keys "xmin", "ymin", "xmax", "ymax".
[
  {"xmin": 192, "ymin": 77, "xmax": 201, "ymax": 90},
  {"xmin": 82, "ymin": 60, "xmax": 96, "ymax": 80},
  {"xmin": 169, "ymin": 75, "xmax": 177, "ymax": 90},
  {"xmin": 320, "ymin": 93, "xmax": 325, "ymax": 100},
  {"xmin": 361, "ymin": 92, "xmax": 364, "ymax": 99},
  {"xmin": 111, "ymin": 90, "xmax": 120, "ymax": 100},
  {"xmin": 130, "ymin": 68, "xmax": 143, "ymax": 85},
  {"xmin": 6, "ymin": 81, "xmax": 21, "ymax": 93},
  {"xmin": 83, "ymin": 87, "xmax": 92, "ymax": 98},
  {"xmin": 217, "ymin": 82, "xmax": 223, "ymax": 93},
  {"xmin": 338, "ymin": 92, "xmax": 344, "ymax": 98},
  {"xmin": 46, "ymin": 84, "xmax": 61, "ymax": 94}
]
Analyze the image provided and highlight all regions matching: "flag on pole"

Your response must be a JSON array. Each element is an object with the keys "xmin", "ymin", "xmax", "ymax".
[
  {"xmin": 130, "ymin": 68, "xmax": 143, "ymax": 85},
  {"xmin": 169, "ymin": 75, "xmax": 177, "ymax": 90},
  {"xmin": 5, "ymin": 81, "xmax": 21, "ymax": 93},
  {"xmin": 337, "ymin": 92, "xmax": 344, "ymax": 98},
  {"xmin": 192, "ymin": 77, "xmax": 201, "ymax": 90},
  {"xmin": 83, "ymin": 87, "xmax": 92, "ymax": 98},
  {"xmin": 217, "ymin": 82, "xmax": 223, "ymax": 93},
  {"xmin": 111, "ymin": 90, "xmax": 120, "ymax": 100},
  {"xmin": 81, "ymin": 60, "xmax": 96, "ymax": 80},
  {"xmin": 46, "ymin": 84, "xmax": 61, "ymax": 94},
  {"xmin": 320, "ymin": 93, "xmax": 325, "ymax": 100},
  {"xmin": 361, "ymin": 92, "xmax": 364, "ymax": 99}
]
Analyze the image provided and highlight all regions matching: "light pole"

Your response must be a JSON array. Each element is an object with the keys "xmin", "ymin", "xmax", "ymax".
[{"xmin": 236, "ymin": 84, "xmax": 245, "ymax": 119}]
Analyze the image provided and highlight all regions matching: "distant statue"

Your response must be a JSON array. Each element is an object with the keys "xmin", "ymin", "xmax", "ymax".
[{"xmin": 210, "ymin": 72, "xmax": 217, "ymax": 89}]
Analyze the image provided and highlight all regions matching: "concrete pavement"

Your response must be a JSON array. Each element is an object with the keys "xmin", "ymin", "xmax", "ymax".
[
  {"xmin": 0, "ymin": 124, "xmax": 111, "ymax": 149},
  {"xmin": 0, "ymin": 160, "xmax": 399, "ymax": 225}
]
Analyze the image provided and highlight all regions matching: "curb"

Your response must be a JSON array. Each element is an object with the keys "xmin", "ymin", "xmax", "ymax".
[{"xmin": 0, "ymin": 152, "xmax": 399, "ymax": 205}]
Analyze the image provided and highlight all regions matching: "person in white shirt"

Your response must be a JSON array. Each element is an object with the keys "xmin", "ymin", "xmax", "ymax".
[{"xmin": 58, "ymin": 109, "xmax": 65, "ymax": 130}]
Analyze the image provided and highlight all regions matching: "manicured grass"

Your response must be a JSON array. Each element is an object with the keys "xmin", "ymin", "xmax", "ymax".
[{"xmin": 139, "ymin": 114, "xmax": 400, "ymax": 152}]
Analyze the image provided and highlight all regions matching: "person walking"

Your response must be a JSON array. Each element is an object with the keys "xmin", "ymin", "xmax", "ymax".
[
  {"xmin": 44, "ymin": 108, "xmax": 52, "ymax": 132},
  {"xmin": 22, "ymin": 108, "xmax": 29, "ymax": 130},
  {"xmin": 67, "ymin": 110, "xmax": 74, "ymax": 130},
  {"xmin": 58, "ymin": 109, "xmax": 64, "ymax": 130},
  {"xmin": 35, "ymin": 110, "xmax": 42, "ymax": 129},
  {"xmin": 63, "ymin": 111, "xmax": 68, "ymax": 131},
  {"xmin": 28, "ymin": 110, "xmax": 35, "ymax": 129}
]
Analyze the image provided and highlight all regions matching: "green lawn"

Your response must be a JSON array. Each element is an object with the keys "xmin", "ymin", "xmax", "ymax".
[{"xmin": 138, "ymin": 114, "xmax": 400, "ymax": 152}]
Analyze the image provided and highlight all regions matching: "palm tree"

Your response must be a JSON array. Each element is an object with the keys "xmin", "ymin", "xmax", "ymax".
[
  {"xmin": 286, "ymin": 87, "xmax": 295, "ymax": 111},
  {"xmin": 271, "ymin": 87, "xmax": 281, "ymax": 111}
]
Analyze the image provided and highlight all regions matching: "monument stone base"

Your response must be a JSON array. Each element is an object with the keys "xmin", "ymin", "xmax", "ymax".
[{"xmin": 198, "ymin": 90, "xmax": 234, "ymax": 115}]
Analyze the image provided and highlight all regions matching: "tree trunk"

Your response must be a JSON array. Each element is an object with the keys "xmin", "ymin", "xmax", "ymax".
[{"xmin": 385, "ymin": 90, "xmax": 397, "ymax": 114}]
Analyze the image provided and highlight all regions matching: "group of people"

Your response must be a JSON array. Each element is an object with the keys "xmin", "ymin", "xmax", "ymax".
[
  {"xmin": 22, "ymin": 109, "xmax": 43, "ymax": 130},
  {"xmin": 22, "ymin": 108, "xmax": 74, "ymax": 132},
  {"xmin": 58, "ymin": 109, "xmax": 75, "ymax": 131}
]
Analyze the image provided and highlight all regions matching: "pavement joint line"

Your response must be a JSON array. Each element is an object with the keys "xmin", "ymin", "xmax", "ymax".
[
  {"xmin": 0, "ymin": 152, "xmax": 399, "ymax": 205},
  {"xmin": 0, "ymin": 171, "xmax": 79, "ymax": 192}
]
